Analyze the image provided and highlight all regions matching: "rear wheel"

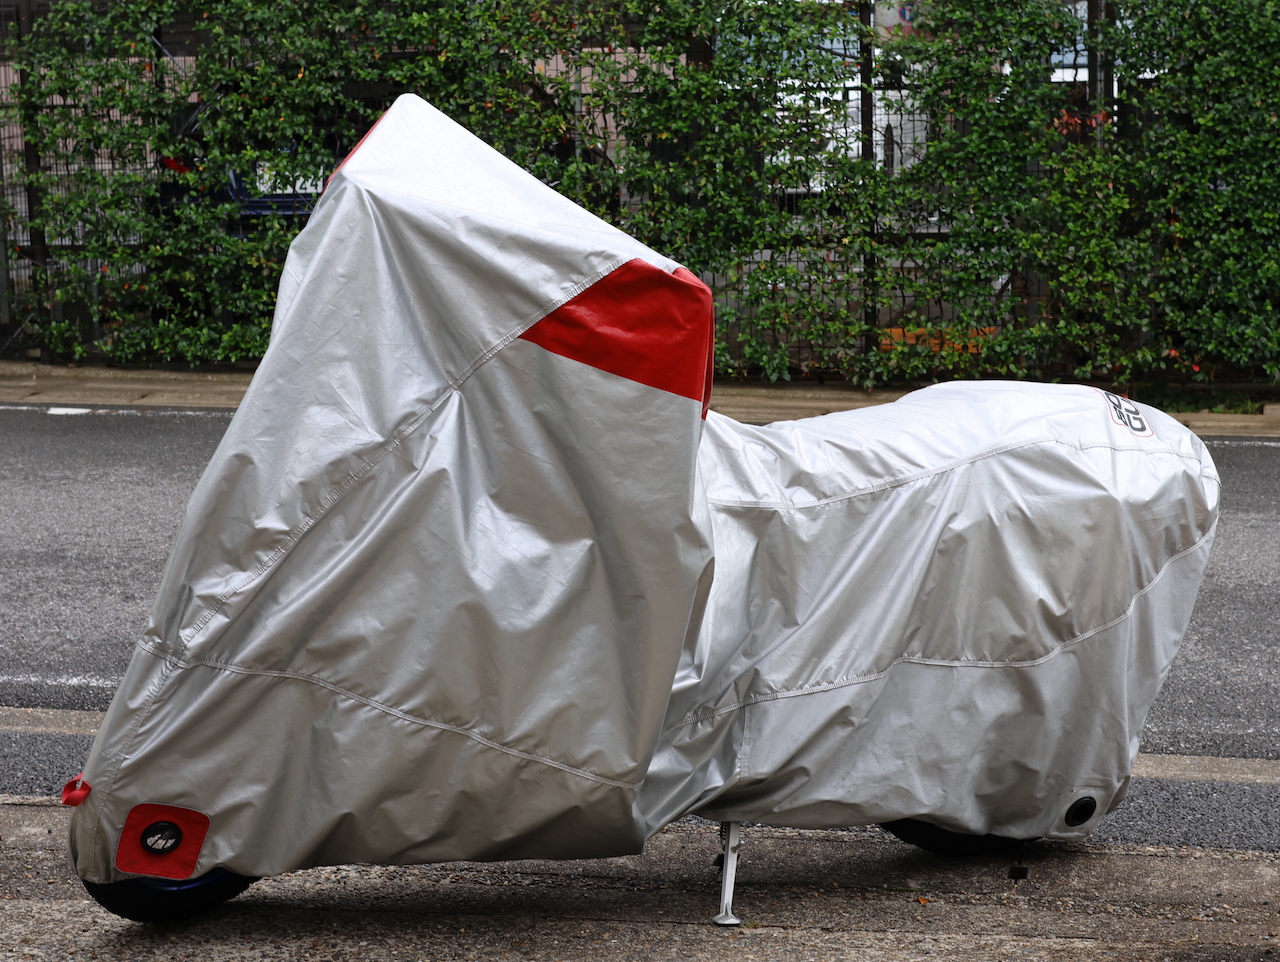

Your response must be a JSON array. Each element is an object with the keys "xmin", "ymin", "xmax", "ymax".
[
  {"xmin": 82, "ymin": 868, "xmax": 258, "ymax": 922},
  {"xmin": 879, "ymin": 818, "xmax": 1035, "ymax": 858}
]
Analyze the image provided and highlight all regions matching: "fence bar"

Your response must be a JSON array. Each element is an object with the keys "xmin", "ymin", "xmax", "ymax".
[{"xmin": 860, "ymin": 2, "xmax": 877, "ymax": 332}]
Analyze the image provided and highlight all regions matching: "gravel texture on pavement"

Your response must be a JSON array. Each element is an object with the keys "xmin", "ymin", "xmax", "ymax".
[
  {"xmin": 0, "ymin": 733, "xmax": 91, "ymax": 797},
  {"xmin": 3, "ymin": 809, "xmax": 1278, "ymax": 961}
]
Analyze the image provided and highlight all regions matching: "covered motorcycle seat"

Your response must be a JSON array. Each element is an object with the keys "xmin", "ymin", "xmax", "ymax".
[
  {"xmin": 641, "ymin": 383, "xmax": 1219, "ymax": 841},
  {"xmin": 69, "ymin": 93, "xmax": 716, "ymax": 883}
]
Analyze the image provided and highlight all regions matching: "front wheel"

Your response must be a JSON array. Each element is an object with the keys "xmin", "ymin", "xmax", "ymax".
[
  {"xmin": 82, "ymin": 868, "xmax": 258, "ymax": 922},
  {"xmin": 879, "ymin": 818, "xmax": 1035, "ymax": 858}
]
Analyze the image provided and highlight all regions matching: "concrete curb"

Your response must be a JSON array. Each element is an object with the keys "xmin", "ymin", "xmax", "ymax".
[
  {"xmin": 4, "ymin": 362, "xmax": 1280, "ymax": 437},
  {"xmin": 0, "ymin": 360, "xmax": 251, "ymax": 409}
]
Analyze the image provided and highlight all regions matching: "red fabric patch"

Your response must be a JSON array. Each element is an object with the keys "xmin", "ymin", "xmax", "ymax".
[
  {"xmin": 326, "ymin": 110, "xmax": 389, "ymax": 191},
  {"xmin": 519, "ymin": 260, "xmax": 715, "ymax": 416},
  {"xmin": 116, "ymin": 804, "xmax": 211, "ymax": 880},
  {"xmin": 61, "ymin": 773, "xmax": 90, "ymax": 807}
]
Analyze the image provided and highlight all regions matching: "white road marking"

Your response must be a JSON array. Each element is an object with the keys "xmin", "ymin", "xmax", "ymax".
[
  {"xmin": 0, "ymin": 673, "xmax": 120, "ymax": 689},
  {"xmin": 0, "ymin": 707, "xmax": 104, "ymax": 735},
  {"xmin": 0, "ymin": 403, "xmax": 231, "ymax": 417},
  {"xmin": 1132, "ymin": 753, "xmax": 1280, "ymax": 785},
  {"xmin": 1203, "ymin": 438, "xmax": 1280, "ymax": 447},
  {"xmin": 0, "ymin": 793, "xmax": 60, "ymax": 806}
]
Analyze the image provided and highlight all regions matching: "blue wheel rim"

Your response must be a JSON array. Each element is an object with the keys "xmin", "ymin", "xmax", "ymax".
[{"xmin": 136, "ymin": 868, "xmax": 232, "ymax": 893}]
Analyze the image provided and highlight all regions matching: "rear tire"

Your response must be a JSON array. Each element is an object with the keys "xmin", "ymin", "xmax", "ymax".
[
  {"xmin": 82, "ymin": 868, "xmax": 258, "ymax": 922},
  {"xmin": 879, "ymin": 818, "xmax": 1035, "ymax": 858}
]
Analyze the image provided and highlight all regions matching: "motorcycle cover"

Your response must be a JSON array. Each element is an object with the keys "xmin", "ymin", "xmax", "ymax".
[
  {"xmin": 68, "ymin": 94, "xmax": 1219, "ymax": 884},
  {"xmin": 642, "ymin": 384, "xmax": 1218, "ymax": 842}
]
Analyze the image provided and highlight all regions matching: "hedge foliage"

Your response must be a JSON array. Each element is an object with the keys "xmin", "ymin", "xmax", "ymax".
[{"xmin": 8, "ymin": 0, "xmax": 1280, "ymax": 384}]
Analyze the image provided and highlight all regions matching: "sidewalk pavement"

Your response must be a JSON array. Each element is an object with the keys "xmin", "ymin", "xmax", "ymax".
[
  {"xmin": 0, "ymin": 360, "xmax": 253, "ymax": 410},
  {"xmin": 3, "ymin": 801, "xmax": 1276, "ymax": 961},
  {"xmin": 4, "ymin": 360, "xmax": 1280, "ymax": 436}
]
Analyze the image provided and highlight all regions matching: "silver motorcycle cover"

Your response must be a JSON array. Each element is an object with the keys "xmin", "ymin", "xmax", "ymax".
[
  {"xmin": 68, "ymin": 94, "xmax": 716, "ymax": 883},
  {"xmin": 69, "ymin": 92, "xmax": 1218, "ymax": 884},
  {"xmin": 641, "ymin": 383, "xmax": 1219, "ymax": 842}
]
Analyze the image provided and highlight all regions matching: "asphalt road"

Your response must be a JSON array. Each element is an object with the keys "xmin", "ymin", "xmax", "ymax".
[
  {"xmin": 0, "ymin": 405, "xmax": 231, "ymax": 711},
  {"xmin": 1, "ymin": 405, "xmax": 1278, "ymax": 854},
  {"xmin": 1142, "ymin": 438, "xmax": 1280, "ymax": 761}
]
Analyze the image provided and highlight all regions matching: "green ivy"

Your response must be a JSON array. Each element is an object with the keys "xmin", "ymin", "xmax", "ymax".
[{"xmin": 7, "ymin": 0, "xmax": 1280, "ymax": 385}]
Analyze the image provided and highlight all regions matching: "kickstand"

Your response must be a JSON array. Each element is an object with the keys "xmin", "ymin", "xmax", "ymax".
[{"xmin": 712, "ymin": 820, "xmax": 742, "ymax": 926}]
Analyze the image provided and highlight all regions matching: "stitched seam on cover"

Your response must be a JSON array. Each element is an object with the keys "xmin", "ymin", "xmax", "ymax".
[
  {"xmin": 706, "ymin": 437, "xmax": 1210, "ymax": 511},
  {"xmin": 444, "ymin": 257, "xmax": 627, "ymax": 389},
  {"xmin": 178, "ymin": 414, "xmax": 434, "ymax": 652},
  {"xmin": 669, "ymin": 524, "xmax": 1215, "ymax": 730},
  {"xmin": 175, "ymin": 258, "xmax": 627, "ymax": 654},
  {"xmin": 137, "ymin": 641, "xmax": 637, "ymax": 790}
]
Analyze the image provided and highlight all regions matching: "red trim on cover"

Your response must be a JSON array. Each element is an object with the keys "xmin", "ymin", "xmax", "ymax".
[
  {"xmin": 116, "ymin": 804, "xmax": 211, "ymax": 880},
  {"xmin": 520, "ymin": 260, "xmax": 715, "ymax": 416},
  {"xmin": 326, "ymin": 109, "xmax": 389, "ymax": 191},
  {"xmin": 61, "ymin": 773, "xmax": 90, "ymax": 807}
]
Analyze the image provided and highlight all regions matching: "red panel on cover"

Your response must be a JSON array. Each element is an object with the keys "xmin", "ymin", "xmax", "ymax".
[
  {"xmin": 326, "ymin": 110, "xmax": 389, "ymax": 191},
  {"xmin": 116, "ymin": 803, "xmax": 211, "ymax": 880},
  {"xmin": 520, "ymin": 260, "xmax": 715, "ymax": 416}
]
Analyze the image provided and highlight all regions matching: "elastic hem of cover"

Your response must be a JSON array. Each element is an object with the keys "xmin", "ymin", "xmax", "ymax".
[
  {"xmin": 133, "ymin": 641, "xmax": 640, "ymax": 791},
  {"xmin": 666, "ymin": 522, "xmax": 1216, "ymax": 731}
]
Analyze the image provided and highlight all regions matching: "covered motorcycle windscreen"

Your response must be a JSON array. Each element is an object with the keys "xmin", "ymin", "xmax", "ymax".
[{"xmin": 69, "ymin": 94, "xmax": 716, "ymax": 883}]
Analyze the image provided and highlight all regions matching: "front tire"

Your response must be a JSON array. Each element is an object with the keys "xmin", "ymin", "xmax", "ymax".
[
  {"xmin": 83, "ymin": 868, "xmax": 258, "ymax": 922},
  {"xmin": 879, "ymin": 818, "xmax": 1035, "ymax": 857}
]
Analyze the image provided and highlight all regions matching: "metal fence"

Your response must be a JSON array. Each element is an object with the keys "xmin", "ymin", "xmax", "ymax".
[
  {"xmin": 0, "ymin": 0, "xmax": 211, "ymax": 357},
  {"xmin": 0, "ymin": 1, "xmax": 1108, "ymax": 373}
]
